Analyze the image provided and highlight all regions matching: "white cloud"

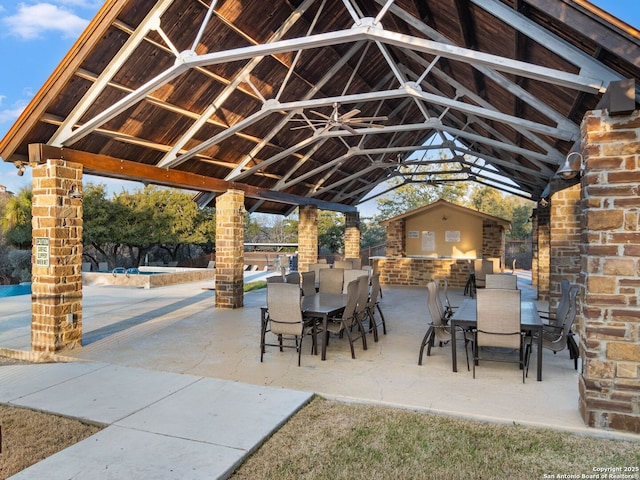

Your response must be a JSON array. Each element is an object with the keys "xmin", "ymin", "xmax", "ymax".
[
  {"xmin": 0, "ymin": 99, "xmax": 27, "ymax": 124},
  {"xmin": 1, "ymin": 3, "xmax": 89, "ymax": 39}
]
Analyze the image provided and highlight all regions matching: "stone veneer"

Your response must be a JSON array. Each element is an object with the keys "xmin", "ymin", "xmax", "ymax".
[
  {"xmin": 384, "ymin": 219, "xmax": 405, "ymax": 257},
  {"xmin": 215, "ymin": 190, "xmax": 244, "ymax": 308},
  {"xmin": 298, "ymin": 205, "xmax": 318, "ymax": 273},
  {"xmin": 549, "ymin": 183, "xmax": 581, "ymax": 323},
  {"xmin": 579, "ymin": 109, "xmax": 640, "ymax": 434},
  {"xmin": 482, "ymin": 220, "xmax": 505, "ymax": 268},
  {"xmin": 372, "ymin": 257, "xmax": 471, "ymax": 288},
  {"xmin": 31, "ymin": 160, "xmax": 83, "ymax": 352},
  {"xmin": 533, "ymin": 205, "xmax": 551, "ymax": 301},
  {"xmin": 344, "ymin": 212, "xmax": 360, "ymax": 260}
]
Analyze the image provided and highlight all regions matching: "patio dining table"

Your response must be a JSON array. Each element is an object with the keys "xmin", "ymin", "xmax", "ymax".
[{"xmin": 450, "ymin": 298, "xmax": 544, "ymax": 381}]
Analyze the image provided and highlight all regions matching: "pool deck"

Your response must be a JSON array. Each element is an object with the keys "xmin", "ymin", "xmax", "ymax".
[{"xmin": 1, "ymin": 271, "xmax": 638, "ymax": 478}]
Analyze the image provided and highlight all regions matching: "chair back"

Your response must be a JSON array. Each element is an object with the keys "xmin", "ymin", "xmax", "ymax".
[
  {"xmin": 267, "ymin": 283, "xmax": 303, "ymax": 336},
  {"xmin": 355, "ymin": 275, "xmax": 370, "ymax": 321},
  {"xmin": 341, "ymin": 279, "xmax": 361, "ymax": 327},
  {"xmin": 334, "ymin": 260, "xmax": 353, "ymax": 270},
  {"xmin": 266, "ymin": 275, "xmax": 284, "ymax": 283},
  {"xmin": 487, "ymin": 257, "xmax": 502, "ymax": 273},
  {"xmin": 474, "ymin": 259, "xmax": 494, "ymax": 287},
  {"xmin": 551, "ymin": 279, "xmax": 572, "ymax": 327},
  {"xmin": 285, "ymin": 272, "xmax": 300, "ymax": 284},
  {"xmin": 308, "ymin": 262, "xmax": 330, "ymax": 278},
  {"xmin": 319, "ymin": 268, "xmax": 344, "ymax": 294},
  {"xmin": 369, "ymin": 273, "xmax": 382, "ymax": 307},
  {"xmin": 426, "ymin": 281, "xmax": 450, "ymax": 342},
  {"xmin": 476, "ymin": 289, "xmax": 521, "ymax": 349},
  {"xmin": 432, "ymin": 279, "xmax": 448, "ymax": 320},
  {"xmin": 344, "ymin": 257, "xmax": 362, "ymax": 269},
  {"xmin": 485, "ymin": 274, "xmax": 517, "ymax": 289},
  {"xmin": 300, "ymin": 271, "xmax": 316, "ymax": 296},
  {"xmin": 343, "ymin": 269, "xmax": 369, "ymax": 294}
]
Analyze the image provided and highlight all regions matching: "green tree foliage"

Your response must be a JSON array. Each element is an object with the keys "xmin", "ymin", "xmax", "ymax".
[
  {"xmin": 375, "ymin": 165, "xmax": 469, "ymax": 219},
  {"xmin": 318, "ymin": 211, "xmax": 344, "ymax": 253},
  {"xmin": 360, "ymin": 216, "xmax": 386, "ymax": 248},
  {"xmin": 2, "ymin": 188, "xmax": 32, "ymax": 249},
  {"xmin": 467, "ymin": 185, "xmax": 533, "ymax": 240}
]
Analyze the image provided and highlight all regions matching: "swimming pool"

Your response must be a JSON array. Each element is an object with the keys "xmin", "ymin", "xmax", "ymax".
[{"xmin": 0, "ymin": 283, "xmax": 32, "ymax": 298}]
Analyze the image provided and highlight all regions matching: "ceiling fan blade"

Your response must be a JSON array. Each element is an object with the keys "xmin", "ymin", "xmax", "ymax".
[
  {"xmin": 348, "ymin": 122, "xmax": 386, "ymax": 129},
  {"xmin": 340, "ymin": 109, "xmax": 361, "ymax": 120},
  {"xmin": 315, "ymin": 124, "xmax": 333, "ymax": 136},
  {"xmin": 342, "ymin": 124, "xmax": 359, "ymax": 135},
  {"xmin": 344, "ymin": 115, "xmax": 388, "ymax": 123},
  {"xmin": 310, "ymin": 110, "xmax": 331, "ymax": 120}
]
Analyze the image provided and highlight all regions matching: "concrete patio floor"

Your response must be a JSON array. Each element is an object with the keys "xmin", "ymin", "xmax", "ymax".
[{"xmin": 3, "ymin": 270, "xmax": 630, "ymax": 441}]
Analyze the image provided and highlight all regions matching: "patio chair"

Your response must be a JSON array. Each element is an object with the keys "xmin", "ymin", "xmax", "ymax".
[
  {"xmin": 342, "ymin": 269, "xmax": 368, "ymax": 294},
  {"xmin": 432, "ymin": 279, "xmax": 451, "ymax": 322},
  {"xmin": 334, "ymin": 260, "xmax": 353, "ymax": 270},
  {"xmin": 344, "ymin": 257, "xmax": 362, "ymax": 269},
  {"xmin": 353, "ymin": 275, "xmax": 371, "ymax": 348},
  {"xmin": 469, "ymin": 288, "xmax": 531, "ymax": 383},
  {"xmin": 285, "ymin": 272, "xmax": 300, "ymax": 284},
  {"xmin": 319, "ymin": 268, "xmax": 344, "ymax": 294},
  {"xmin": 324, "ymin": 278, "xmax": 364, "ymax": 359},
  {"xmin": 367, "ymin": 273, "xmax": 386, "ymax": 340},
  {"xmin": 485, "ymin": 274, "xmax": 517, "ymax": 289},
  {"xmin": 441, "ymin": 277, "xmax": 457, "ymax": 318},
  {"xmin": 538, "ymin": 279, "xmax": 571, "ymax": 327},
  {"xmin": 419, "ymin": 281, "xmax": 455, "ymax": 365},
  {"xmin": 261, "ymin": 283, "xmax": 318, "ymax": 366},
  {"xmin": 528, "ymin": 284, "xmax": 580, "ymax": 372},
  {"xmin": 473, "ymin": 259, "xmax": 494, "ymax": 290},
  {"xmin": 266, "ymin": 275, "xmax": 284, "ymax": 283},
  {"xmin": 300, "ymin": 271, "xmax": 316, "ymax": 296}
]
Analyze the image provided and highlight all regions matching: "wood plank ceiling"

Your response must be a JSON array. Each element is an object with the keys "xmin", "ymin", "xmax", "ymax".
[{"xmin": 1, "ymin": 0, "xmax": 639, "ymax": 215}]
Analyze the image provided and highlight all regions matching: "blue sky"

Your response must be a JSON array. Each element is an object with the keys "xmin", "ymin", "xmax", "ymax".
[{"xmin": 0, "ymin": 1, "xmax": 638, "ymax": 200}]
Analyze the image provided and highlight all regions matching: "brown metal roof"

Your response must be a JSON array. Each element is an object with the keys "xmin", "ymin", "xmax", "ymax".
[{"xmin": 1, "ymin": 0, "xmax": 639, "ymax": 215}]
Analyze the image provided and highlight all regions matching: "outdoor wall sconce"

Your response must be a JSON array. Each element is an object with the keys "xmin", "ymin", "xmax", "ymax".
[
  {"xmin": 238, "ymin": 205, "xmax": 246, "ymax": 215},
  {"xmin": 556, "ymin": 152, "xmax": 584, "ymax": 180},
  {"xmin": 539, "ymin": 198, "xmax": 549, "ymax": 208},
  {"xmin": 442, "ymin": 215, "xmax": 448, "ymax": 221},
  {"xmin": 68, "ymin": 185, "xmax": 83, "ymax": 200},
  {"xmin": 14, "ymin": 161, "xmax": 25, "ymax": 176}
]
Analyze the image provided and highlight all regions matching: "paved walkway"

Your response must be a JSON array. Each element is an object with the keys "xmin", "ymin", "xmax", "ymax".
[{"xmin": 1, "ymin": 270, "xmax": 638, "ymax": 478}]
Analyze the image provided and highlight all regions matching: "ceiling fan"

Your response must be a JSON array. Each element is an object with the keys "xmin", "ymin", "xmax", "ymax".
[{"xmin": 290, "ymin": 103, "xmax": 387, "ymax": 135}]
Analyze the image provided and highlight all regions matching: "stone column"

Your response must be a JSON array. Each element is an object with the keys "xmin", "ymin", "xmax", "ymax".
[
  {"xmin": 549, "ymin": 183, "xmax": 581, "ymax": 319},
  {"xmin": 535, "ymin": 204, "xmax": 551, "ymax": 301},
  {"xmin": 579, "ymin": 109, "xmax": 640, "ymax": 434},
  {"xmin": 298, "ymin": 205, "xmax": 318, "ymax": 272},
  {"xmin": 31, "ymin": 159, "xmax": 83, "ymax": 352},
  {"xmin": 385, "ymin": 219, "xmax": 405, "ymax": 257},
  {"xmin": 215, "ymin": 189, "xmax": 244, "ymax": 309},
  {"xmin": 344, "ymin": 211, "xmax": 360, "ymax": 260}
]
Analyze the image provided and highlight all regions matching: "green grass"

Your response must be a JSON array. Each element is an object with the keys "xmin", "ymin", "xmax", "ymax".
[
  {"xmin": 231, "ymin": 397, "xmax": 640, "ymax": 480},
  {"xmin": 244, "ymin": 280, "xmax": 267, "ymax": 292}
]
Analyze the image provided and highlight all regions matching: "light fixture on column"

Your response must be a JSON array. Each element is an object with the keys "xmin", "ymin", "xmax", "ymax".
[
  {"xmin": 68, "ymin": 185, "xmax": 83, "ymax": 200},
  {"xmin": 556, "ymin": 152, "xmax": 584, "ymax": 180},
  {"xmin": 14, "ymin": 161, "xmax": 25, "ymax": 176}
]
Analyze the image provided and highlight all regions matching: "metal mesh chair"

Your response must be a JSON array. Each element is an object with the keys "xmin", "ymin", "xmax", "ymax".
[
  {"xmin": 324, "ymin": 278, "xmax": 364, "ymax": 359},
  {"xmin": 470, "ymin": 288, "xmax": 531, "ymax": 382},
  {"xmin": 319, "ymin": 268, "xmax": 344, "ymax": 294},
  {"xmin": 261, "ymin": 283, "xmax": 318, "ymax": 366}
]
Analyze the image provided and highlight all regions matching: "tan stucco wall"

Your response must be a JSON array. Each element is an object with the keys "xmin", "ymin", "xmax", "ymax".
[{"xmin": 404, "ymin": 204, "xmax": 482, "ymax": 258}]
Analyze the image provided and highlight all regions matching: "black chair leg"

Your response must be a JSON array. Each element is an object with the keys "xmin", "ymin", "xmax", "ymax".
[{"xmin": 418, "ymin": 326, "xmax": 434, "ymax": 365}]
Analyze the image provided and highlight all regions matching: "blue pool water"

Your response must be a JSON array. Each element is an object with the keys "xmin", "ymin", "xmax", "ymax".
[{"xmin": 0, "ymin": 283, "xmax": 32, "ymax": 297}]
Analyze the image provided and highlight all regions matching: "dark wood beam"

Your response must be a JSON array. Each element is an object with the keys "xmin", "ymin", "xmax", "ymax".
[
  {"xmin": 28, "ymin": 144, "xmax": 357, "ymax": 213},
  {"xmin": 453, "ymin": 0, "xmax": 486, "ymax": 96}
]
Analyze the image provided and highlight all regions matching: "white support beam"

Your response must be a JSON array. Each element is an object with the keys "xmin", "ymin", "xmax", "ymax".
[
  {"xmin": 50, "ymin": 0, "xmax": 176, "ymax": 146},
  {"xmin": 472, "ymin": 0, "xmax": 624, "ymax": 82}
]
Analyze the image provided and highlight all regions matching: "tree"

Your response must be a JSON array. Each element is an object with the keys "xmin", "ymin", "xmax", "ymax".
[
  {"xmin": 375, "ymin": 164, "xmax": 469, "ymax": 219},
  {"xmin": 318, "ymin": 211, "xmax": 344, "ymax": 253},
  {"xmin": 2, "ymin": 188, "xmax": 32, "ymax": 249}
]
